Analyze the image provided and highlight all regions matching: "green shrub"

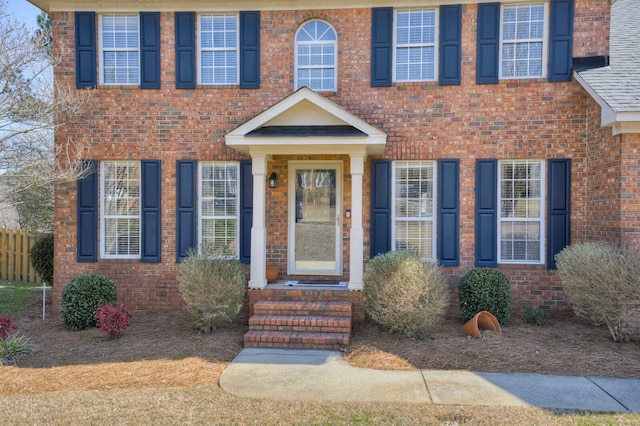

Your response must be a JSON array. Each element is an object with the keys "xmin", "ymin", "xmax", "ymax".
[
  {"xmin": 363, "ymin": 251, "xmax": 449, "ymax": 339},
  {"xmin": 555, "ymin": 241, "xmax": 640, "ymax": 343},
  {"xmin": 30, "ymin": 233, "xmax": 54, "ymax": 283},
  {"xmin": 61, "ymin": 274, "xmax": 117, "ymax": 330},
  {"xmin": 522, "ymin": 301, "xmax": 549, "ymax": 326},
  {"xmin": 0, "ymin": 334, "xmax": 32, "ymax": 365},
  {"xmin": 178, "ymin": 247, "xmax": 246, "ymax": 333},
  {"xmin": 458, "ymin": 268, "xmax": 511, "ymax": 325}
]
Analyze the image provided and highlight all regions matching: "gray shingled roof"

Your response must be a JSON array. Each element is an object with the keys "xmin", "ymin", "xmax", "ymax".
[{"xmin": 576, "ymin": 0, "xmax": 640, "ymax": 112}]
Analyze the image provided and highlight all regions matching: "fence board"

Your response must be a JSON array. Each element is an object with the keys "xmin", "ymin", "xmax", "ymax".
[{"xmin": 0, "ymin": 228, "xmax": 41, "ymax": 283}]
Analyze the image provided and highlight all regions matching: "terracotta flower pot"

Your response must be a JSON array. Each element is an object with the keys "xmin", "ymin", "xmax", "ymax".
[
  {"xmin": 266, "ymin": 264, "xmax": 280, "ymax": 282},
  {"xmin": 461, "ymin": 311, "xmax": 502, "ymax": 339}
]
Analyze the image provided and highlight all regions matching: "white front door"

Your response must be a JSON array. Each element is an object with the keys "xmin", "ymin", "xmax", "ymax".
[{"xmin": 288, "ymin": 161, "xmax": 342, "ymax": 275}]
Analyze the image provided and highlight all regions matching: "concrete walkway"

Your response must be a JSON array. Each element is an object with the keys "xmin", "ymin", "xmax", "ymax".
[{"xmin": 220, "ymin": 348, "xmax": 640, "ymax": 413}]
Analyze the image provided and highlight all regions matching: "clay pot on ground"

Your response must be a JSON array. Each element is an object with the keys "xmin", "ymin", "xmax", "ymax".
[
  {"xmin": 266, "ymin": 264, "xmax": 280, "ymax": 282},
  {"xmin": 462, "ymin": 311, "xmax": 502, "ymax": 339}
]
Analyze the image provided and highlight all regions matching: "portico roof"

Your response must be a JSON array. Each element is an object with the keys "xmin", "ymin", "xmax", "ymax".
[{"xmin": 225, "ymin": 87, "xmax": 387, "ymax": 156}]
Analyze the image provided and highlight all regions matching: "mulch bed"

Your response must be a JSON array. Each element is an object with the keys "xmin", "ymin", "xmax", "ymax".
[{"xmin": 4, "ymin": 292, "xmax": 639, "ymax": 396}]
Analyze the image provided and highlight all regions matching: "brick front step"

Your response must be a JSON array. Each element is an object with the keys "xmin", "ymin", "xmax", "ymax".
[
  {"xmin": 252, "ymin": 300, "xmax": 352, "ymax": 317},
  {"xmin": 244, "ymin": 330, "xmax": 350, "ymax": 350},
  {"xmin": 248, "ymin": 314, "xmax": 351, "ymax": 333},
  {"xmin": 245, "ymin": 300, "xmax": 353, "ymax": 350}
]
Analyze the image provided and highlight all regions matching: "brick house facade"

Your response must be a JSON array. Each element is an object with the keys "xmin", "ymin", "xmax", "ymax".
[{"xmin": 32, "ymin": 0, "xmax": 637, "ymax": 317}]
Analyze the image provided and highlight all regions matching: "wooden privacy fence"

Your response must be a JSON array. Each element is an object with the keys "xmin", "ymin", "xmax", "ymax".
[{"xmin": 0, "ymin": 228, "xmax": 41, "ymax": 283}]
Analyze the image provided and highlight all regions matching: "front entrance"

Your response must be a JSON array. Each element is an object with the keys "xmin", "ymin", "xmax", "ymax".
[{"xmin": 288, "ymin": 161, "xmax": 342, "ymax": 275}]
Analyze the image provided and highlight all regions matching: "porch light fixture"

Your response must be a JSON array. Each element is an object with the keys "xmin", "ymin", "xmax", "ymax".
[{"xmin": 268, "ymin": 172, "xmax": 278, "ymax": 188}]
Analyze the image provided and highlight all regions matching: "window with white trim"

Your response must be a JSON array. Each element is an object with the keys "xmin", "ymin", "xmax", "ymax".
[
  {"xmin": 500, "ymin": 3, "xmax": 547, "ymax": 79},
  {"xmin": 100, "ymin": 15, "xmax": 140, "ymax": 85},
  {"xmin": 394, "ymin": 9, "xmax": 437, "ymax": 82},
  {"xmin": 199, "ymin": 162, "xmax": 239, "ymax": 255},
  {"xmin": 295, "ymin": 20, "xmax": 337, "ymax": 91},
  {"xmin": 199, "ymin": 14, "xmax": 239, "ymax": 85},
  {"xmin": 392, "ymin": 161, "xmax": 436, "ymax": 260},
  {"xmin": 101, "ymin": 161, "xmax": 141, "ymax": 258},
  {"xmin": 498, "ymin": 160, "xmax": 544, "ymax": 263}
]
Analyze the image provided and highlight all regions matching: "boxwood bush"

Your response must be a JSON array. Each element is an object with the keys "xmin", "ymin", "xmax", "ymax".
[
  {"xmin": 61, "ymin": 274, "xmax": 117, "ymax": 330},
  {"xmin": 30, "ymin": 233, "xmax": 54, "ymax": 284},
  {"xmin": 178, "ymin": 247, "xmax": 246, "ymax": 333},
  {"xmin": 363, "ymin": 250, "xmax": 448, "ymax": 339},
  {"xmin": 556, "ymin": 241, "xmax": 640, "ymax": 342},
  {"xmin": 458, "ymin": 268, "xmax": 511, "ymax": 325}
]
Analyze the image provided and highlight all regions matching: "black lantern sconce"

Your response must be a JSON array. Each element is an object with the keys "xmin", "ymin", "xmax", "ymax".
[{"xmin": 268, "ymin": 172, "xmax": 278, "ymax": 188}]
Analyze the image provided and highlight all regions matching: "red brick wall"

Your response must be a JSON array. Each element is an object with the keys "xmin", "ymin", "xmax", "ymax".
[{"xmin": 52, "ymin": 1, "xmax": 613, "ymax": 313}]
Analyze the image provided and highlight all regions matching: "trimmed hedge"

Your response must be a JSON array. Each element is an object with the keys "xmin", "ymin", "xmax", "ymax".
[
  {"xmin": 30, "ymin": 233, "xmax": 53, "ymax": 283},
  {"xmin": 458, "ymin": 268, "xmax": 511, "ymax": 325},
  {"xmin": 61, "ymin": 274, "xmax": 117, "ymax": 330}
]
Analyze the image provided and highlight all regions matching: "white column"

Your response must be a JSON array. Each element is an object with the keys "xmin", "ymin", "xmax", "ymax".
[
  {"xmin": 249, "ymin": 155, "xmax": 267, "ymax": 289},
  {"xmin": 349, "ymin": 154, "xmax": 365, "ymax": 290}
]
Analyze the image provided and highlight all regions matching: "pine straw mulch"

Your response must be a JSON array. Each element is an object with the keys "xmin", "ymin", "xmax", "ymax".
[
  {"xmin": 3, "ymin": 293, "xmax": 639, "ymax": 396},
  {"xmin": 345, "ymin": 311, "xmax": 640, "ymax": 378}
]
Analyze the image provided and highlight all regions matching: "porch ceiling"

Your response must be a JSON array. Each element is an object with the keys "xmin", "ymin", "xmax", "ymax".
[{"xmin": 225, "ymin": 87, "xmax": 387, "ymax": 156}]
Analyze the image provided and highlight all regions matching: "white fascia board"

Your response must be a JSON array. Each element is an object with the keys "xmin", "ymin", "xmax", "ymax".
[{"xmin": 227, "ymin": 87, "xmax": 385, "ymax": 139}]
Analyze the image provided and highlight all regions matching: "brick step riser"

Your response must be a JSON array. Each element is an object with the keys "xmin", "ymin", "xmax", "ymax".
[
  {"xmin": 249, "ymin": 325, "xmax": 351, "ymax": 333},
  {"xmin": 244, "ymin": 341, "xmax": 345, "ymax": 350},
  {"xmin": 252, "ymin": 301, "xmax": 352, "ymax": 317},
  {"xmin": 244, "ymin": 331, "xmax": 349, "ymax": 346},
  {"xmin": 248, "ymin": 315, "xmax": 351, "ymax": 324},
  {"xmin": 253, "ymin": 309, "xmax": 352, "ymax": 317}
]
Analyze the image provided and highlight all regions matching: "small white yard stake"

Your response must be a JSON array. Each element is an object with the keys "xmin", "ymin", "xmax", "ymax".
[{"xmin": 42, "ymin": 281, "xmax": 46, "ymax": 320}]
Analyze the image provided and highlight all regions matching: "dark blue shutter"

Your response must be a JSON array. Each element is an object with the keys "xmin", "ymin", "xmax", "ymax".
[
  {"xmin": 371, "ymin": 7, "xmax": 393, "ymax": 87},
  {"xmin": 476, "ymin": 3, "xmax": 500, "ymax": 84},
  {"xmin": 475, "ymin": 159, "xmax": 498, "ymax": 267},
  {"xmin": 140, "ymin": 12, "xmax": 161, "ymax": 89},
  {"xmin": 370, "ymin": 160, "xmax": 391, "ymax": 258},
  {"xmin": 77, "ymin": 160, "xmax": 98, "ymax": 262},
  {"xmin": 239, "ymin": 161, "xmax": 253, "ymax": 263},
  {"xmin": 439, "ymin": 5, "xmax": 462, "ymax": 86},
  {"xmin": 176, "ymin": 160, "xmax": 197, "ymax": 261},
  {"xmin": 75, "ymin": 12, "xmax": 96, "ymax": 89},
  {"xmin": 175, "ymin": 12, "xmax": 196, "ymax": 89},
  {"xmin": 548, "ymin": 0, "xmax": 574, "ymax": 82},
  {"xmin": 239, "ymin": 11, "xmax": 260, "ymax": 89},
  {"xmin": 141, "ymin": 160, "xmax": 162, "ymax": 263},
  {"xmin": 438, "ymin": 160, "xmax": 459, "ymax": 266},
  {"xmin": 547, "ymin": 159, "xmax": 571, "ymax": 268}
]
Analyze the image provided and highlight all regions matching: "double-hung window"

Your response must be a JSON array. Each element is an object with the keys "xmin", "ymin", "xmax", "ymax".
[
  {"xmin": 500, "ymin": 3, "xmax": 547, "ymax": 79},
  {"xmin": 100, "ymin": 15, "xmax": 140, "ymax": 85},
  {"xmin": 498, "ymin": 160, "xmax": 544, "ymax": 263},
  {"xmin": 295, "ymin": 20, "xmax": 337, "ymax": 91},
  {"xmin": 199, "ymin": 162, "xmax": 239, "ymax": 255},
  {"xmin": 101, "ymin": 161, "xmax": 141, "ymax": 258},
  {"xmin": 392, "ymin": 161, "xmax": 436, "ymax": 260},
  {"xmin": 394, "ymin": 9, "xmax": 437, "ymax": 82},
  {"xmin": 199, "ymin": 14, "xmax": 239, "ymax": 85}
]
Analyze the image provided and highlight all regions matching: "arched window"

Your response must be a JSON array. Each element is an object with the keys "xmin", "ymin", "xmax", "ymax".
[{"xmin": 295, "ymin": 20, "xmax": 337, "ymax": 91}]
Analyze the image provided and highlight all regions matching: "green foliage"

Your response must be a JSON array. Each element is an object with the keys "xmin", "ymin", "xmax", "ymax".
[
  {"xmin": 178, "ymin": 246, "xmax": 246, "ymax": 333},
  {"xmin": 522, "ymin": 302, "xmax": 549, "ymax": 326},
  {"xmin": 61, "ymin": 275, "xmax": 117, "ymax": 330},
  {"xmin": 363, "ymin": 251, "xmax": 449, "ymax": 339},
  {"xmin": 0, "ymin": 334, "xmax": 32, "ymax": 365},
  {"xmin": 30, "ymin": 233, "xmax": 53, "ymax": 283},
  {"xmin": 556, "ymin": 241, "xmax": 640, "ymax": 343},
  {"xmin": 458, "ymin": 268, "xmax": 511, "ymax": 325}
]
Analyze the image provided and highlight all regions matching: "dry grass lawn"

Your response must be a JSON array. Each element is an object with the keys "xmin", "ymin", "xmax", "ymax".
[{"xmin": 1, "ymin": 294, "xmax": 640, "ymax": 425}]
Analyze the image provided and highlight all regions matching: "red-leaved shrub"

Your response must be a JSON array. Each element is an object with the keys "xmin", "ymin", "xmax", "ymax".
[
  {"xmin": 0, "ymin": 313, "xmax": 19, "ymax": 339},
  {"xmin": 94, "ymin": 304, "xmax": 133, "ymax": 339}
]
